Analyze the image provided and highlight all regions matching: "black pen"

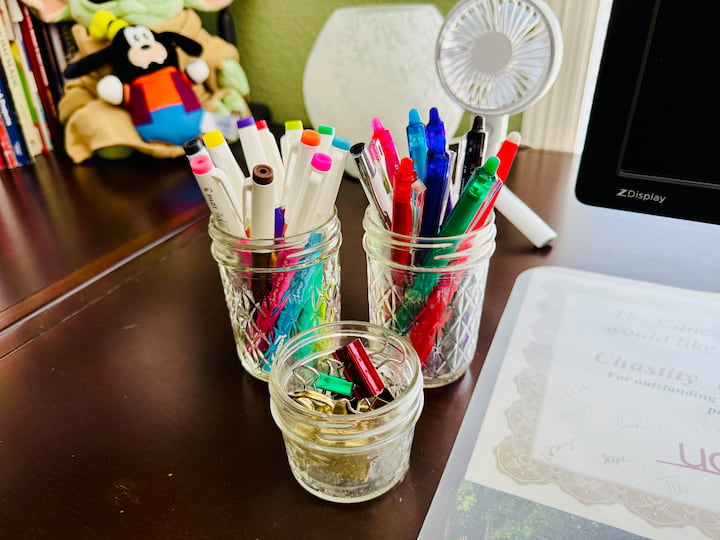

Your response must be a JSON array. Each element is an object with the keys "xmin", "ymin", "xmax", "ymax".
[{"xmin": 460, "ymin": 116, "xmax": 489, "ymax": 193}]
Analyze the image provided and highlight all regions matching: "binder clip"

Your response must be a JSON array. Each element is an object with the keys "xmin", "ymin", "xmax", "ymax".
[{"xmin": 333, "ymin": 338, "xmax": 394, "ymax": 409}]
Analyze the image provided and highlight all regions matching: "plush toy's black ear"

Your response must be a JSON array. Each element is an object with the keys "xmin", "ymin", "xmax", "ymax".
[
  {"xmin": 64, "ymin": 48, "xmax": 113, "ymax": 79},
  {"xmin": 155, "ymin": 32, "xmax": 203, "ymax": 57}
]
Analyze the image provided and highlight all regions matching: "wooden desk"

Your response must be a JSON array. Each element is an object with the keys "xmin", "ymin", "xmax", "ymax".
[
  {"xmin": 1, "ymin": 149, "xmax": 718, "ymax": 539},
  {"xmin": 0, "ymin": 153, "xmax": 208, "ymax": 353}
]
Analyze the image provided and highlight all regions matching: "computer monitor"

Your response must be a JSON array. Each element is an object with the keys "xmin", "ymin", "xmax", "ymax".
[{"xmin": 575, "ymin": 0, "xmax": 719, "ymax": 225}]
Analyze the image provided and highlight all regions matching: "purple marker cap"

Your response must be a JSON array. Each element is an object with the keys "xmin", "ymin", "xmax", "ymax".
[
  {"xmin": 236, "ymin": 116, "xmax": 256, "ymax": 129},
  {"xmin": 310, "ymin": 152, "xmax": 332, "ymax": 172}
]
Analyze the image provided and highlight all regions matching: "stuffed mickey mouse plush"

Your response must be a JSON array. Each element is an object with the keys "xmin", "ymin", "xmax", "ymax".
[{"xmin": 64, "ymin": 11, "xmax": 217, "ymax": 147}]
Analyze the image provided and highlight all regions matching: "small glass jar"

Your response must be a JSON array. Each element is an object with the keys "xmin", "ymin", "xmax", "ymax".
[
  {"xmin": 268, "ymin": 321, "xmax": 424, "ymax": 503},
  {"xmin": 362, "ymin": 207, "xmax": 496, "ymax": 387},
  {"xmin": 209, "ymin": 212, "xmax": 342, "ymax": 381}
]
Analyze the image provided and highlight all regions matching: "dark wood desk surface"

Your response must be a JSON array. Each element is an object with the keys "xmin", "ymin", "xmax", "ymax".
[{"xmin": 1, "ymin": 149, "xmax": 718, "ymax": 539}]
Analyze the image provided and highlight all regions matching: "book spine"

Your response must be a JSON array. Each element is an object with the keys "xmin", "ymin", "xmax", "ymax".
[
  {"xmin": 18, "ymin": 3, "xmax": 61, "ymax": 149},
  {"xmin": 0, "ymin": 69, "xmax": 29, "ymax": 166},
  {"xmin": 31, "ymin": 12, "xmax": 64, "ymax": 106},
  {"xmin": 13, "ymin": 24, "xmax": 52, "ymax": 152},
  {"xmin": 0, "ymin": 1, "xmax": 42, "ymax": 157}
]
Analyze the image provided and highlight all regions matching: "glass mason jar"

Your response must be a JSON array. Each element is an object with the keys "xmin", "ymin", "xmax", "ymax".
[
  {"xmin": 362, "ymin": 207, "xmax": 496, "ymax": 387},
  {"xmin": 268, "ymin": 321, "xmax": 424, "ymax": 503},
  {"xmin": 209, "ymin": 212, "xmax": 342, "ymax": 381}
]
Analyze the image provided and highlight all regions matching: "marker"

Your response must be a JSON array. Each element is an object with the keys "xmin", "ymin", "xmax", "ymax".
[
  {"xmin": 317, "ymin": 124, "xmax": 335, "ymax": 154},
  {"xmin": 285, "ymin": 153, "xmax": 332, "ymax": 236},
  {"xmin": 280, "ymin": 120, "xmax": 303, "ymax": 164},
  {"xmin": 419, "ymin": 133, "xmax": 450, "ymax": 237},
  {"xmin": 350, "ymin": 142, "xmax": 393, "ymax": 229},
  {"xmin": 202, "ymin": 130, "xmax": 246, "ymax": 227},
  {"xmin": 250, "ymin": 164, "xmax": 276, "ymax": 240},
  {"xmin": 236, "ymin": 116, "xmax": 267, "ymax": 177},
  {"xmin": 256, "ymin": 120, "xmax": 285, "ymax": 196},
  {"xmin": 406, "ymin": 108, "xmax": 427, "ymax": 183},
  {"xmin": 314, "ymin": 136, "xmax": 350, "ymax": 225},
  {"xmin": 459, "ymin": 116, "xmax": 488, "ymax": 192},
  {"xmin": 491, "ymin": 132, "xmax": 558, "ymax": 248},
  {"xmin": 183, "ymin": 137, "xmax": 210, "ymax": 161},
  {"xmin": 370, "ymin": 117, "xmax": 400, "ymax": 186},
  {"xmin": 283, "ymin": 129, "xmax": 321, "ymax": 205},
  {"xmin": 190, "ymin": 154, "xmax": 245, "ymax": 237}
]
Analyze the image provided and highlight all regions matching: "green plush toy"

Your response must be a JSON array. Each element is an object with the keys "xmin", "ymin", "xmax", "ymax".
[{"xmin": 22, "ymin": 0, "xmax": 251, "ymax": 163}]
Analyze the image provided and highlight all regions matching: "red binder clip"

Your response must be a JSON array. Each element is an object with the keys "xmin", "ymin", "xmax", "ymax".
[{"xmin": 333, "ymin": 338, "xmax": 386, "ymax": 401}]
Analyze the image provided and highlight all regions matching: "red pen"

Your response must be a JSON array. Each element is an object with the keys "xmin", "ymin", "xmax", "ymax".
[
  {"xmin": 370, "ymin": 117, "xmax": 401, "ymax": 186},
  {"xmin": 392, "ymin": 158, "xmax": 425, "ymax": 235},
  {"xmin": 495, "ymin": 131, "xmax": 521, "ymax": 182},
  {"xmin": 392, "ymin": 157, "xmax": 425, "ymax": 269},
  {"xmin": 471, "ymin": 131, "xmax": 520, "ymax": 230}
]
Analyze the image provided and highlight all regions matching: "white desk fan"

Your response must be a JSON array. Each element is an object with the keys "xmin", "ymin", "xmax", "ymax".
[{"xmin": 436, "ymin": 0, "xmax": 563, "ymax": 247}]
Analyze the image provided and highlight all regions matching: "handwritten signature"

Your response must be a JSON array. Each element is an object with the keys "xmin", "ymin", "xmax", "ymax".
[{"xmin": 657, "ymin": 442, "xmax": 720, "ymax": 476}]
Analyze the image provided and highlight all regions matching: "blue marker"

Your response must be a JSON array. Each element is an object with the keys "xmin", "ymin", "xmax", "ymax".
[
  {"xmin": 406, "ymin": 108, "xmax": 427, "ymax": 183},
  {"xmin": 419, "ymin": 134, "xmax": 450, "ymax": 238}
]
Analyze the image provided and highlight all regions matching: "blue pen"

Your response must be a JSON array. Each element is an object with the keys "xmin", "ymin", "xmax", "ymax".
[
  {"xmin": 406, "ymin": 108, "xmax": 427, "ymax": 183},
  {"xmin": 419, "ymin": 134, "xmax": 450, "ymax": 237},
  {"xmin": 425, "ymin": 107, "xmax": 445, "ymax": 155}
]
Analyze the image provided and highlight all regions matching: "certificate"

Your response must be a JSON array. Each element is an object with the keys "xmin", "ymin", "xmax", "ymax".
[{"xmin": 420, "ymin": 266, "xmax": 720, "ymax": 540}]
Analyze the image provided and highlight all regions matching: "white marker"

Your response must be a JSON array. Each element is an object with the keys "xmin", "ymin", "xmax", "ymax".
[
  {"xmin": 280, "ymin": 119, "xmax": 303, "ymax": 165},
  {"xmin": 190, "ymin": 155, "xmax": 246, "ymax": 237},
  {"xmin": 283, "ymin": 129, "xmax": 321, "ymax": 206},
  {"xmin": 314, "ymin": 136, "xmax": 350, "ymax": 225},
  {"xmin": 285, "ymin": 153, "xmax": 332, "ymax": 236},
  {"xmin": 250, "ymin": 164, "xmax": 277, "ymax": 240},
  {"xmin": 255, "ymin": 120, "xmax": 285, "ymax": 197},
  {"xmin": 202, "ymin": 130, "xmax": 246, "ymax": 228},
  {"xmin": 236, "ymin": 116, "xmax": 267, "ymax": 177},
  {"xmin": 316, "ymin": 124, "xmax": 335, "ymax": 154}
]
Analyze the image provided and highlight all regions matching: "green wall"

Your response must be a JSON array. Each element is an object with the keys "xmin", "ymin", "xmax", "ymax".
[{"xmin": 224, "ymin": 1, "xmax": 458, "ymax": 128}]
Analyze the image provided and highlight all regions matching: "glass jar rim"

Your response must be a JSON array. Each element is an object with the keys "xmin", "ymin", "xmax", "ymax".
[{"xmin": 269, "ymin": 320, "xmax": 423, "ymax": 422}]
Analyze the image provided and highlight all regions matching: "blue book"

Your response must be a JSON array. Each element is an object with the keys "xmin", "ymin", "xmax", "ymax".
[{"xmin": 0, "ymin": 69, "xmax": 30, "ymax": 166}]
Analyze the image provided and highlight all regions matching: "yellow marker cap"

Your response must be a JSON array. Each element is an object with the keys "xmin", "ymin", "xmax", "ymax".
[{"xmin": 202, "ymin": 130, "xmax": 225, "ymax": 148}]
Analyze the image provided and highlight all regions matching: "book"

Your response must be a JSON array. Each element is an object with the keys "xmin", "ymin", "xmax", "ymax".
[
  {"xmin": 30, "ymin": 10, "xmax": 65, "ymax": 107},
  {"xmin": 6, "ymin": 0, "xmax": 51, "ymax": 153},
  {"xmin": 17, "ymin": 2, "xmax": 60, "ymax": 149},
  {"xmin": 0, "ymin": 0, "xmax": 42, "ymax": 157},
  {"xmin": 0, "ymin": 66, "xmax": 29, "ymax": 166},
  {"xmin": 419, "ymin": 266, "xmax": 720, "ymax": 540}
]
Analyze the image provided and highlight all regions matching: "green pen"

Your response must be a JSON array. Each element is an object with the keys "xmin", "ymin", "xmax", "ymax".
[
  {"xmin": 395, "ymin": 157, "xmax": 500, "ymax": 331},
  {"xmin": 439, "ymin": 156, "xmax": 500, "ymax": 237}
]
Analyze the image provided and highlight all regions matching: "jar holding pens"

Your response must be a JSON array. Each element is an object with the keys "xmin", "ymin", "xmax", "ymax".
[
  {"xmin": 187, "ymin": 120, "xmax": 350, "ymax": 381},
  {"xmin": 359, "ymin": 108, "xmax": 509, "ymax": 387}
]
